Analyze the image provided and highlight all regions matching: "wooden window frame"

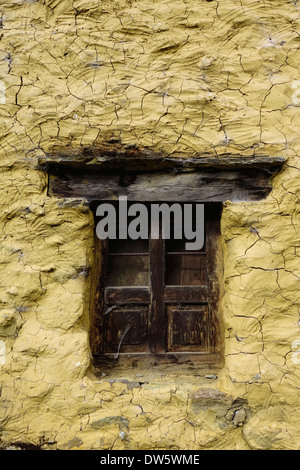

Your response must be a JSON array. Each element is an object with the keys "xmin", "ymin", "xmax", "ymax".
[{"xmin": 90, "ymin": 202, "xmax": 224, "ymax": 372}]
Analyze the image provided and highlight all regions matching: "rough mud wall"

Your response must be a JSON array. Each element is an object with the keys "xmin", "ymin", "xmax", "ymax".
[{"xmin": 0, "ymin": 0, "xmax": 300, "ymax": 450}]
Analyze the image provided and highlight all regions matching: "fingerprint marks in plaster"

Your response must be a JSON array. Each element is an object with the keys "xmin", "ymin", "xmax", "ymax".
[
  {"xmin": 292, "ymin": 340, "xmax": 300, "ymax": 365},
  {"xmin": 0, "ymin": 341, "xmax": 5, "ymax": 365},
  {"xmin": 292, "ymin": 80, "xmax": 300, "ymax": 106},
  {"xmin": 0, "ymin": 80, "xmax": 5, "ymax": 104}
]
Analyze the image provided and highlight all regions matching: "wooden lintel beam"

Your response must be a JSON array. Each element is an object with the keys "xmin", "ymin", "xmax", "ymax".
[
  {"xmin": 41, "ymin": 153, "xmax": 285, "ymax": 173},
  {"xmin": 48, "ymin": 167, "xmax": 276, "ymax": 203}
]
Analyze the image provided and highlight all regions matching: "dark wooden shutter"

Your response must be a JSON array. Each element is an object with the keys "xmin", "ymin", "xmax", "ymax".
[
  {"xmin": 163, "ymin": 205, "xmax": 220, "ymax": 356},
  {"xmin": 93, "ymin": 203, "xmax": 222, "ymax": 369},
  {"xmin": 100, "ymin": 237, "xmax": 151, "ymax": 355}
]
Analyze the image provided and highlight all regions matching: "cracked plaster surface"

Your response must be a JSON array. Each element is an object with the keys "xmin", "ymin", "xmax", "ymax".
[{"xmin": 0, "ymin": 0, "xmax": 299, "ymax": 450}]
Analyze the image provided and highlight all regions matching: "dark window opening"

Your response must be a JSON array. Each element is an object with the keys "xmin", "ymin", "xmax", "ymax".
[{"xmin": 90, "ymin": 202, "xmax": 223, "ymax": 371}]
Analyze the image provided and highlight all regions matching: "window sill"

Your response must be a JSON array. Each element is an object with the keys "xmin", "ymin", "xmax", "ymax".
[{"xmin": 92, "ymin": 353, "xmax": 223, "ymax": 379}]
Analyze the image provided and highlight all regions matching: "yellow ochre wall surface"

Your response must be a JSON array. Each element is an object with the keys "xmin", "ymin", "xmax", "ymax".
[{"xmin": 0, "ymin": 0, "xmax": 300, "ymax": 450}]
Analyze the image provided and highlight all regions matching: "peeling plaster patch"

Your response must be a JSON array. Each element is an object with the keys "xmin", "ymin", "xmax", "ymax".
[
  {"xmin": 291, "ymin": 81, "xmax": 300, "ymax": 106},
  {"xmin": 0, "ymin": 341, "xmax": 5, "ymax": 365},
  {"xmin": 261, "ymin": 37, "xmax": 285, "ymax": 48},
  {"xmin": 292, "ymin": 340, "xmax": 300, "ymax": 365},
  {"xmin": 90, "ymin": 416, "xmax": 129, "ymax": 431},
  {"xmin": 0, "ymin": 81, "xmax": 5, "ymax": 104}
]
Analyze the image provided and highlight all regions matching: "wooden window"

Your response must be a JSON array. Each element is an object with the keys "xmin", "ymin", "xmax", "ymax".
[
  {"xmin": 46, "ymin": 153, "xmax": 284, "ymax": 371},
  {"xmin": 91, "ymin": 203, "xmax": 223, "ymax": 371}
]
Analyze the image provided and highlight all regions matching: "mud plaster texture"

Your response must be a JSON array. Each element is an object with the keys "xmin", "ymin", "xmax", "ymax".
[{"xmin": 0, "ymin": 0, "xmax": 300, "ymax": 450}]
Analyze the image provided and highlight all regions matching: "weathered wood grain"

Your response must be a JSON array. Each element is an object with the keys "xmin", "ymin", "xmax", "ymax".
[
  {"xmin": 42, "ymin": 150, "xmax": 285, "ymax": 172},
  {"xmin": 49, "ymin": 167, "xmax": 274, "ymax": 202},
  {"xmin": 93, "ymin": 352, "xmax": 223, "ymax": 373},
  {"xmin": 105, "ymin": 287, "xmax": 150, "ymax": 304},
  {"xmin": 149, "ymin": 230, "xmax": 166, "ymax": 354},
  {"xmin": 164, "ymin": 286, "xmax": 208, "ymax": 303}
]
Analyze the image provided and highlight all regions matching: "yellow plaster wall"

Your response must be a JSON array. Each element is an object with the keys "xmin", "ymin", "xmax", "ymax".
[{"xmin": 0, "ymin": 0, "xmax": 300, "ymax": 450}]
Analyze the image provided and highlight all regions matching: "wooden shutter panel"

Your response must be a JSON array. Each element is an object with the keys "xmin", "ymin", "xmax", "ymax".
[
  {"xmin": 92, "ymin": 202, "xmax": 223, "ymax": 370},
  {"xmin": 104, "ymin": 306, "xmax": 149, "ymax": 354},
  {"xmin": 167, "ymin": 305, "xmax": 209, "ymax": 352}
]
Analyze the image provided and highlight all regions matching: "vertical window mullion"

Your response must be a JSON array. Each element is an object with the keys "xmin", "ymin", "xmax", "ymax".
[
  {"xmin": 149, "ymin": 222, "xmax": 166, "ymax": 354},
  {"xmin": 205, "ymin": 207, "xmax": 221, "ymax": 355}
]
